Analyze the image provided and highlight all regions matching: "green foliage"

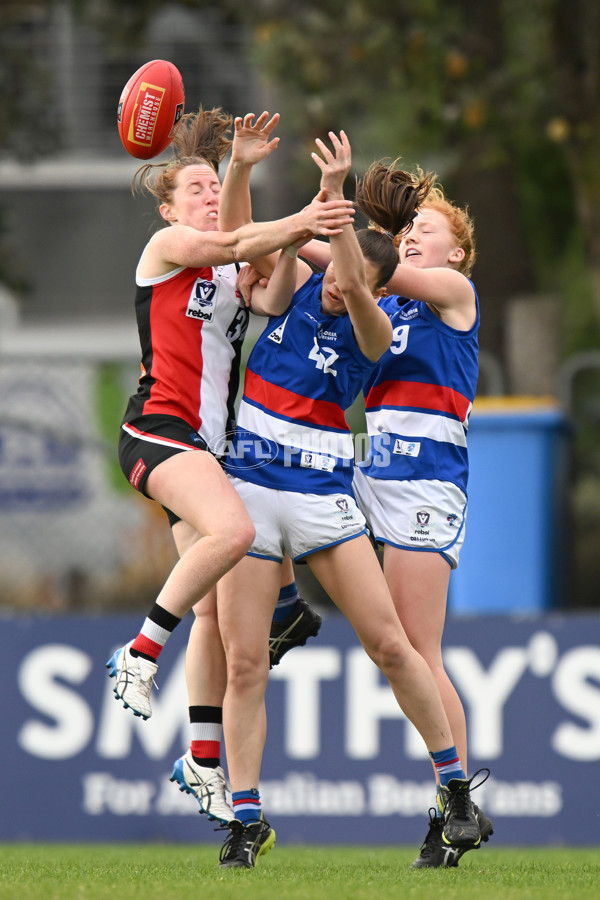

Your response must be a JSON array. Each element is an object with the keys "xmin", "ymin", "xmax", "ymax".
[
  {"xmin": 3, "ymin": 0, "xmax": 600, "ymax": 347},
  {"xmin": 0, "ymin": 844, "xmax": 599, "ymax": 900},
  {"xmin": 72, "ymin": 0, "xmax": 164, "ymax": 50},
  {"xmin": 217, "ymin": 0, "xmax": 600, "ymax": 353}
]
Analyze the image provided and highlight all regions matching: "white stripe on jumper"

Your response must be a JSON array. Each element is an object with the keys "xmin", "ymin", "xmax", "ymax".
[
  {"xmin": 365, "ymin": 408, "xmax": 467, "ymax": 448},
  {"xmin": 238, "ymin": 399, "xmax": 355, "ymax": 459}
]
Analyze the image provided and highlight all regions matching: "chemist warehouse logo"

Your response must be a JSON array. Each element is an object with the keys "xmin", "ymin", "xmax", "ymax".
[{"xmin": 186, "ymin": 280, "xmax": 217, "ymax": 322}]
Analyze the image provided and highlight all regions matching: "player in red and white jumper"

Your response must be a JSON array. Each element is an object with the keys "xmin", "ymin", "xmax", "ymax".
[{"xmin": 106, "ymin": 108, "xmax": 353, "ymax": 739}]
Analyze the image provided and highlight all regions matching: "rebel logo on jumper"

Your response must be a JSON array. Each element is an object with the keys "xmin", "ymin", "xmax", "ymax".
[{"xmin": 186, "ymin": 280, "xmax": 218, "ymax": 321}]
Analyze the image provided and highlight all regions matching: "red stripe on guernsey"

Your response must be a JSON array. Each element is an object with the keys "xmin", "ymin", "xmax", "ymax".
[
  {"xmin": 130, "ymin": 635, "xmax": 163, "ymax": 659},
  {"xmin": 144, "ymin": 267, "xmax": 213, "ymax": 430},
  {"xmin": 365, "ymin": 379, "xmax": 471, "ymax": 422},
  {"xmin": 191, "ymin": 740, "xmax": 220, "ymax": 759},
  {"xmin": 244, "ymin": 367, "xmax": 349, "ymax": 431}
]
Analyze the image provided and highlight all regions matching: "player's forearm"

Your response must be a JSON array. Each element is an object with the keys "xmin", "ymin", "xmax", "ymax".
[
  {"xmin": 219, "ymin": 160, "xmax": 253, "ymax": 231},
  {"xmin": 329, "ymin": 224, "xmax": 367, "ymax": 296},
  {"xmin": 250, "ymin": 245, "xmax": 298, "ymax": 317}
]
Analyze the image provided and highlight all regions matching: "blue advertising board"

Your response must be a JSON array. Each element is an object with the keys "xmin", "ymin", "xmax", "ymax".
[{"xmin": 1, "ymin": 612, "xmax": 598, "ymax": 847}]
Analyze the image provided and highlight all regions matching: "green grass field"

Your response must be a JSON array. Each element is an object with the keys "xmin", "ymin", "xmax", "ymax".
[{"xmin": 0, "ymin": 844, "xmax": 598, "ymax": 900}]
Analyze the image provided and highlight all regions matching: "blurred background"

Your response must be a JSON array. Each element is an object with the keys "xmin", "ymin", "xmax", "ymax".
[{"xmin": 1, "ymin": 0, "xmax": 600, "ymax": 615}]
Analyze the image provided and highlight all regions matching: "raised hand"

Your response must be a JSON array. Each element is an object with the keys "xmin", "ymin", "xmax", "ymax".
[
  {"xmin": 311, "ymin": 130, "xmax": 352, "ymax": 198},
  {"xmin": 231, "ymin": 111, "xmax": 281, "ymax": 166}
]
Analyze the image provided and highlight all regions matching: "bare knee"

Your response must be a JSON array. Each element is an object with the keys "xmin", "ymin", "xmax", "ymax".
[
  {"xmin": 226, "ymin": 649, "xmax": 268, "ymax": 694},
  {"xmin": 366, "ymin": 632, "xmax": 410, "ymax": 674},
  {"xmin": 229, "ymin": 519, "xmax": 256, "ymax": 561}
]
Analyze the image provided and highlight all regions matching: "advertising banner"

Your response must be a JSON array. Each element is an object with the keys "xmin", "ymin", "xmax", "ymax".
[{"xmin": 1, "ymin": 612, "xmax": 598, "ymax": 846}]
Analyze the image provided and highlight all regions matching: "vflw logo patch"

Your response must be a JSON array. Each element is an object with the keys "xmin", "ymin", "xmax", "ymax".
[{"xmin": 186, "ymin": 279, "xmax": 218, "ymax": 321}]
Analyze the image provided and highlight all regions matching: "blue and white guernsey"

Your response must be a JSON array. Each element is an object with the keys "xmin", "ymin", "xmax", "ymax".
[
  {"xmin": 359, "ymin": 292, "xmax": 479, "ymax": 493},
  {"xmin": 226, "ymin": 273, "xmax": 377, "ymax": 494}
]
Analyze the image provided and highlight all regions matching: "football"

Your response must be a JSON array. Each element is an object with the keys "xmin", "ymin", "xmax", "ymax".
[{"xmin": 117, "ymin": 59, "xmax": 185, "ymax": 159}]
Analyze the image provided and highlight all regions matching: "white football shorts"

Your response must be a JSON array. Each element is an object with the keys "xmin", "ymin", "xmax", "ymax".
[
  {"xmin": 228, "ymin": 475, "xmax": 367, "ymax": 562},
  {"xmin": 353, "ymin": 467, "xmax": 467, "ymax": 569}
]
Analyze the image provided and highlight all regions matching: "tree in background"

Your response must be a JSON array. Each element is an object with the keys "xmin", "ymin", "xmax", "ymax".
[
  {"xmin": 4, "ymin": 0, "xmax": 600, "ymax": 357},
  {"xmin": 217, "ymin": 0, "xmax": 600, "ymax": 358}
]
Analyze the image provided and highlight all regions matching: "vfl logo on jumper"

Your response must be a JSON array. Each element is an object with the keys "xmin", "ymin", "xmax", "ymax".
[
  {"xmin": 409, "ymin": 507, "xmax": 436, "ymax": 542},
  {"xmin": 268, "ymin": 313, "xmax": 291, "ymax": 344},
  {"xmin": 300, "ymin": 451, "xmax": 336, "ymax": 472},
  {"xmin": 309, "ymin": 337, "xmax": 339, "ymax": 376},
  {"xmin": 393, "ymin": 438, "xmax": 421, "ymax": 457},
  {"xmin": 186, "ymin": 280, "xmax": 218, "ymax": 321}
]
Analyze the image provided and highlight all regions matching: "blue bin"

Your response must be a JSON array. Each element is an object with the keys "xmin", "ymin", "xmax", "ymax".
[{"xmin": 448, "ymin": 398, "xmax": 569, "ymax": 614}]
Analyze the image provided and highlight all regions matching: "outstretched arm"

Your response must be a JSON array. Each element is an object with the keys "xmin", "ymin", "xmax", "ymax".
[
  {"xmin": 312, "ymin": 132, "xmax": 392, "ymax": 361},
  {"xmin": 218, "ymin": 111, "xmax": 280, "ymax": 232},
  {"xmin": 148, "ymin": 189, "xmax": 355, "ymax": 275}
]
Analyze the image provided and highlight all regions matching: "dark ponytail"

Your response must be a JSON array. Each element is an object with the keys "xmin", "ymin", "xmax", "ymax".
[{"xmin": 354, "ymin": 160, "xmax": 436, "ymax": 286}]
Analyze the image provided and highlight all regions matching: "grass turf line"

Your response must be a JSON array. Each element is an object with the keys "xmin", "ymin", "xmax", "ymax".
[{"xmin": 0, "ymin": 845, "xmax": 598, "ymax": 900}]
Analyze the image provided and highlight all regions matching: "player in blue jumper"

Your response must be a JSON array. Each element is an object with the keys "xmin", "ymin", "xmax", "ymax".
[
  {"xmin": 215, "ymin": 131, "xmax": 483, "ymax": 868},
  {"xmin": 300, "ymin": 163, "xmax": 493, "ymax": 868}
]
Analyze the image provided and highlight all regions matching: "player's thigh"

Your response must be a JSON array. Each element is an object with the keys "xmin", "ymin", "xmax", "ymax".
[
  {"xmin": 147, "ymin": 449, "xmax": 253, "ymax": 538},
  {"xmin": 383, "ymin": 544, "xmax": 450, "ymax": 662},
  {"xmin": 307, "ymin": 535, "xmax": 407, "ymax": 654}
]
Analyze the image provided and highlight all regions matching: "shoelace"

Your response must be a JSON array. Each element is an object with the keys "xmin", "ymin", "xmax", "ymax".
[
  {"xmin": 217, "ymin": 820, "xmax": 247, "ymax": 862},
  {"xmin": 446, "ymin": 768, "xmax": 490, "ymax": 818},
  {"xmin": 466, "ymin": 768, "xmax": 491, "ymax": 791},
  {"xmin": 139, "ymin": 674, "xmax": 158, "ymax": 693},
  {"xmin": 131, "ymin": 656, "xmax": 159, "ymax": 693},
  {"xmin": 419, "ymin": 808, "xmax": 443, "ymax": 858}
]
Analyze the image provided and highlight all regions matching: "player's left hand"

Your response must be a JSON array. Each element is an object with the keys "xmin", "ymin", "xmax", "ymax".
[
  {"xmin": 231, "ymin": 112, "xmax": 280, "ymax": 166},
  {"xmin": 311, "ymin": 130, "xmax": 352, "ymax": 198},
  {"xmin": 236, "ymin": 264, "xmax": 269, "ymax": 307}
]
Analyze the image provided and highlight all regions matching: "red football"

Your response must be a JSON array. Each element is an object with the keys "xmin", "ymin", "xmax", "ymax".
[{"xmin": 117, "ymin": 59, "xmax": 185, "ymax": 159}]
